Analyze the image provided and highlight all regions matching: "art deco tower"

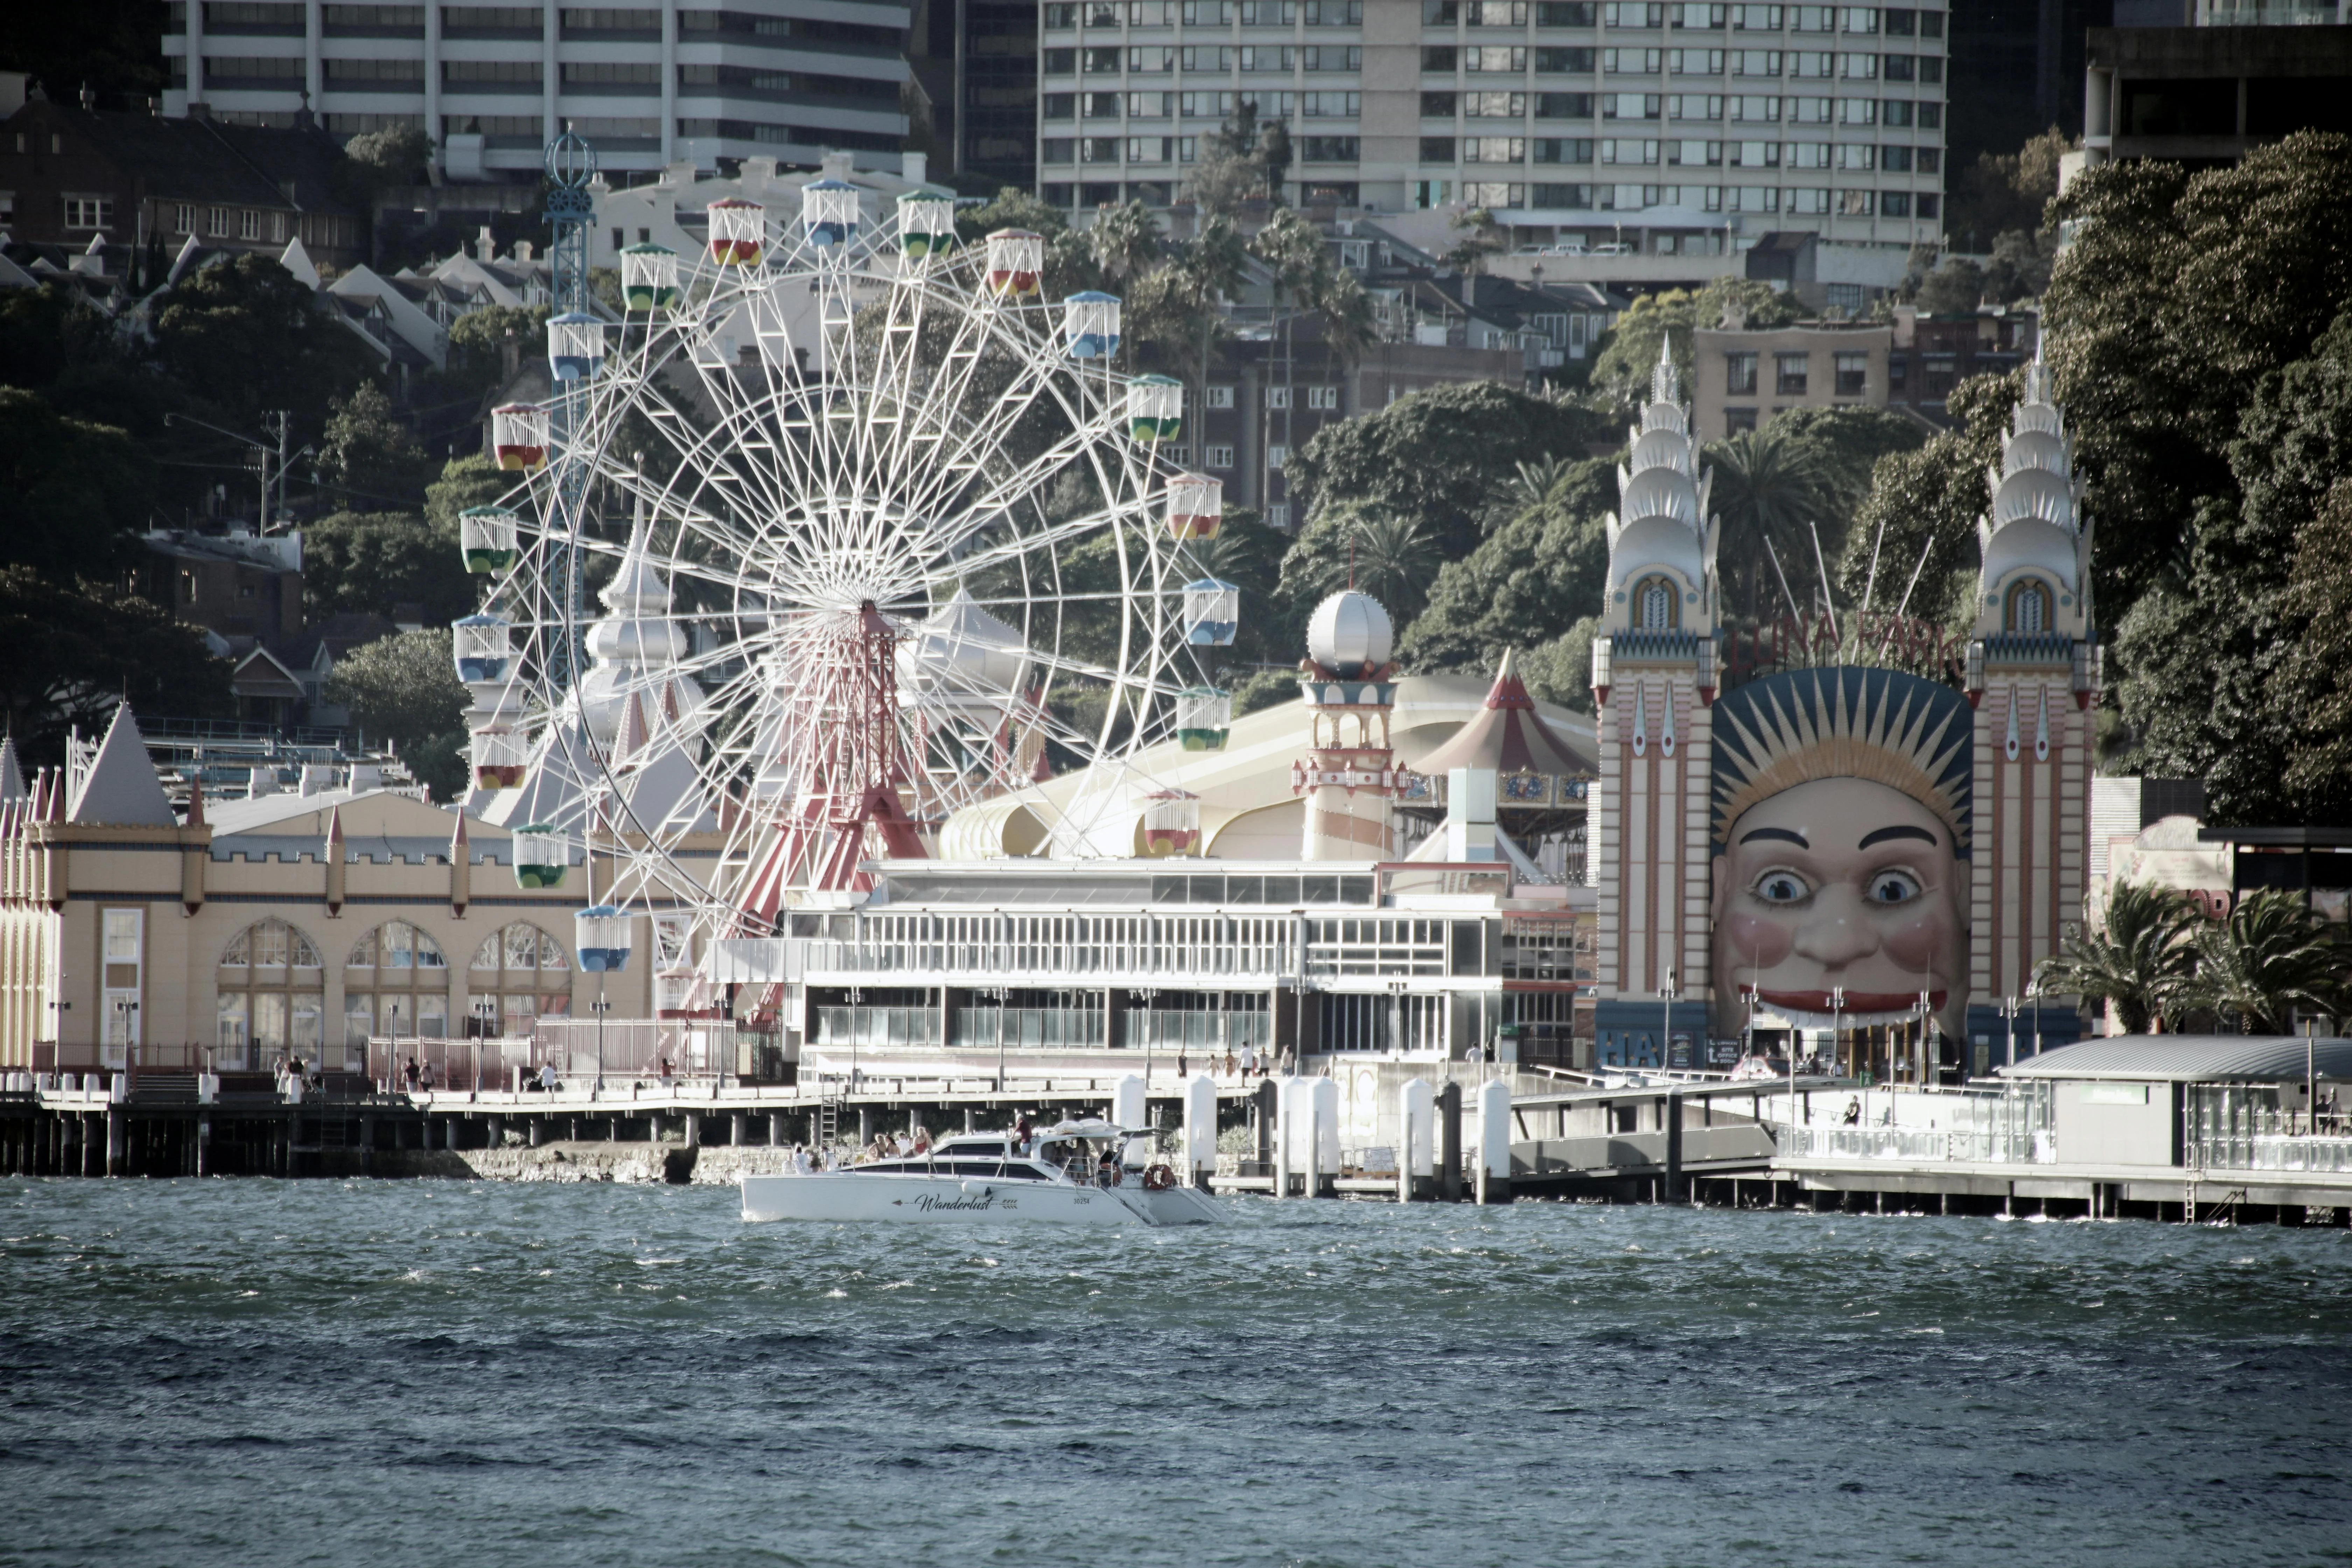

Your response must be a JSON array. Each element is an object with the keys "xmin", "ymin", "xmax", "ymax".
[
  {"xmin": 1963, "ymin": 351, "xmax": 2101, "ymax": 1063},
  {"xmin": 1588, "ymin": 343, "xmax": 1722, "ymax": 1068}
]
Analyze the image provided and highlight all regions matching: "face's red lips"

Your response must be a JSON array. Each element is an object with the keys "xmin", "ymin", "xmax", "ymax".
[{"xmin": 1753, "ymin": 988, "xmax": 1947, "ymax": 1013}]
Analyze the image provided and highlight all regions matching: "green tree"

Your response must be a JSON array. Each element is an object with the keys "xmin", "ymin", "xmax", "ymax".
[
  {"xmin": 1394, "ymin": 455, "xmax": 1615, "ymax": 676},
  {"xmin": 2046, "ymin": 132, "xmax": 2352, "ymax": 610},
  {"xmin": 301, "ymin": 510, "xmax": 474, "ymax": 625},
  {"xmin": 1438, "ymin": 207, "xmax": 1506, "ymax": 275},
  {"xmin": 425, "ymin": 454, "xmax": 517, "ymax": 533},
  {"xmin": 1286, "ymin": 379, "xmax": 1610, "ymax": 562},
  {"xmin": 1314, "ymin": 508, "xmax": 1440, "ymax": 622},
  {"xmin": 1705, "ymin": 421, "xmax": 1843, "ymax": 620},
  {"xmin": 1835, "ymin": 370, "xmax": 2022, "ymax": 630},
  {"xmin": 1913, "ymin": 258, "xmax": 1986, "ymax": 315},
  {"xmin": 2273, "ymin": 479, "xmax": 2352, "ymax": 820},
  {"xmin": 2110, "ymin": 313, "xmax": 2352, "ymax": 822},
  {"xmin": 955, "ymin": 186, "xmax": 1070, "ymax": 244},
  {"xmin": 1514, "ymin": 613, "xmax": 1605, "ymax": 715},
  {"xmin": 0, "ymin": 388, "xmax": 152, "ymax": 578},
  {"xmin": 326, "ymin": 627, "xmax": 470, "ymax": 797},
  {"xmin": 443, "ymin": 303, "xmax": 550, "ymax": 402},
  {"xmin": 2186, "ymin": 889, "xmax": 2347, "ymax": 1035},
  {"xmin": 1947, "ymin": 126, "xmax": 2073, "ymax": 251},
  {"xmin": 1587, "ymin": 276, "xmax": 1803, "ymax": 414},
  {"xmin": 151, "ymin": 253, "xmax": 372, "ymax": 421},
  {"xmin": 1182, "ymin": 104, "xmax": 1267, "ymax": 216},
  {"xmin": 0, "ymin": 566, "xmax": 232, "ymax": 756},
  {"xmin": 317, "ymin": 382, "xmax": 431, "ymax": 507},
  {"xmin": 2033, "ymin": 881, "xmax": 2199, "ymax": 1035}
]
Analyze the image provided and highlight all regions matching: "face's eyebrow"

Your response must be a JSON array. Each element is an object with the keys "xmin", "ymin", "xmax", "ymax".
[
  {"xmin": 1857, "ymin": 825, "xmax": 1939, "ymax": 849},
  {"xmin": 1740, "ymin": 827, "xmax": 1809, "ymax": 847}
]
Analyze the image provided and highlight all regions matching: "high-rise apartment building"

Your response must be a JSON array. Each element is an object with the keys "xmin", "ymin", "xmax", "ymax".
[
  {"xmin": 1036, "ymin": 0, "xmax": 1947, "ymax": 250},
  {"xmin": 161, "ymin": 1, "xmax": 911, "ymax": 182}
]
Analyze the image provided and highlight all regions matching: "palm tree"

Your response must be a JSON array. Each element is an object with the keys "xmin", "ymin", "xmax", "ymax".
[
  {"xmin": 1702, "ymin": 423, "xmax": 1844, "ymax": 622},
  {"xmin": 2186, "ymin": 889, "xmax": 2348, "ymax": 1035},
  {"xmin": 1087, "ymin": 199, "xmax": 1163, "ymax": 287},
  {"xmin": 2034, "ymin": 881, "xmax": 2199, "ymax": 1035},
  {"xmin": 1319, "ymin": 510, "xmax": 1437, "ymax": 622}
]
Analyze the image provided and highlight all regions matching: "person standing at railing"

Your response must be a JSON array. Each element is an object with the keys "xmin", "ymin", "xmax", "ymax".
[{"xmin": 1842, "ymin": 1096, "xmax": 1861, "ymax": 1127}]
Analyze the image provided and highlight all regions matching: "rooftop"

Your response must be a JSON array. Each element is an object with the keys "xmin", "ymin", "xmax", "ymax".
[{"xmin": 2002, "ymin": 1034, "xmax": 2352, "ymax": 1083}]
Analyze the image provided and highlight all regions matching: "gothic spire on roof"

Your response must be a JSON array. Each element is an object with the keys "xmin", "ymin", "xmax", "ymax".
[
  {"xmin": 69, "ymin": 706, "xmax": 174, "ymax": 827},
  {"xmin": 0, "ymin": 734, "xmax": 24, "ymax": 805}
]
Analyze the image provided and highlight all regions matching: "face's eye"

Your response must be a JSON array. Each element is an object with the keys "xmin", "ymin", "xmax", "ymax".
[
  {"xmin": 1753, "ymin": 870, "xmax": 1811, "ymax": 904},
  {"xmin": 1867, "ymin": 869, "xmax": 1923, "ymax": 905}
]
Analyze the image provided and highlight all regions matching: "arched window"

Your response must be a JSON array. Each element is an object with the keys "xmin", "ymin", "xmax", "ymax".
[
  {"xmin": 1636, "ymin": 576, "xmax": 1679, "ymax": 631},
  {"xmin": 217, "ymin": 918, "xmax": 324, "ymax": 1072},
  {"xmin": 468, "ymin": 921, "xmax": 572, "ymax": 1037},
  {"xmin": 2006, "ymin": 579, "xmax": 2051, "ymax": 633},
  {"xmin": 344, "ymin": 920, "xmax": 450, "ymax": 1051}
]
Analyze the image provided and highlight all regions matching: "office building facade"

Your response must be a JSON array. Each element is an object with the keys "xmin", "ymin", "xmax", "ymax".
[
  {"xmin": 162, "ymin": 0, "xmax": 911, "ymax": 182},
  {"xmin": 1036, "ymin": 0, "xmax": 1947, "ymax": 250}
]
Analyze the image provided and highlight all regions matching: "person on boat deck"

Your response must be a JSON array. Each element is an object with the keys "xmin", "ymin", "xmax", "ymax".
[
  {"xmin": 1842, "ymin": 1096, "xmax": 1862, "ymax": 1126},
  {"xmin": 1096, "ymin": 1147, "xmax": 1119, "ymax": 1187},
  {"xmin": 910, "ymin": 1127, "xmax": 931, "ymax": 1156},
  {"xmin": 1013, "ymin": 1113, "xmax": 1034, "ymax": 1153}
]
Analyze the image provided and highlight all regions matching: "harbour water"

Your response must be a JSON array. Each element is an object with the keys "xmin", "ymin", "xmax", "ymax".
[{"xmin": 4, "ymin": 1181, "xmax": 2349, "ymax": 1566}]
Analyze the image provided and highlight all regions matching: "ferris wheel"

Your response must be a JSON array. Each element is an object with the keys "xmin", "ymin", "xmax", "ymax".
[{"xmin": 454, "ymin": 180, "xmax": 1242, "ymax": 938}]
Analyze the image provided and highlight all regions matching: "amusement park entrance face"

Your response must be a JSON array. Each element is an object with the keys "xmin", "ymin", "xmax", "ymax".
[{"xmin": 1710, "ymin": 775, "xmax": 1968, "ymax": 1037}]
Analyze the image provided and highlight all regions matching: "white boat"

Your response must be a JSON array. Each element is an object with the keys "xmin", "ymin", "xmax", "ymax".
[{"xmin": 739, "ymin": 1120, "xmax": 1225, "ymax": 1227}]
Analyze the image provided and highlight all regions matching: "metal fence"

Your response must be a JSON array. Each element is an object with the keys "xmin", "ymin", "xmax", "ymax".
[
  {"xmin": 1772, "ymin": 1122, "xmax": 2055, "ymax": 1164},
  {"xmin": 367, "ymin": 1021, "xmax": 742, "ymax": 1091},
  {"xmin": 2232, "ymin": 1134, "xmax": 2352, "ymax": 1175},
  {"xmin": 950, "ymin": 1008, "xmax": 1107, "ymax": 1049}
]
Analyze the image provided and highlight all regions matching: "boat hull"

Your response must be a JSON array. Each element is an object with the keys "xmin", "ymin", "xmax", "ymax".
[{"xmin": 739, "ymin": 1172, "xmax": 1221, "ymax": 1226}]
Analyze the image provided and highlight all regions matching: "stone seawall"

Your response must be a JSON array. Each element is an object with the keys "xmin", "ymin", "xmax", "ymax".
[{"xmin": 384, "ymin": 1141, "xmax": 800, "ymax": 1185}]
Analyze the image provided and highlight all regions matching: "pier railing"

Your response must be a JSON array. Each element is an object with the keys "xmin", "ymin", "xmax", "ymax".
[
  {"xmin": 2231, "ymin": 1134, "xmax": 2352, "ymax": 1175},
  {"xmin": 1772, "ymin": 1122, "xmax": 2054, "ymax": 1164}
]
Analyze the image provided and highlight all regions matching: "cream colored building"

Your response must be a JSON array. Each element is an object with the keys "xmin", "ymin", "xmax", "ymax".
[
  {"xmin": 1690, "ymin": 319, "xmax": 1890, "ymax": 440},
  {"xmin": 0, "ymin": 712, "xmax": 654, "ymax": 1078}
]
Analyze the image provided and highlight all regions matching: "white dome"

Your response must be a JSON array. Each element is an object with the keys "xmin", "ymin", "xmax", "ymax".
[{"xmin": 1307, "ymin": 590, "xmax": 1393, "ymax": 677}]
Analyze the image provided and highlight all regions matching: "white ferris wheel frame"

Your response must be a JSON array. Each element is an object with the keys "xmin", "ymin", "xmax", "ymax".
[{"xmin": 476, "ymin": 198, "xmax": 1224, "ymax": 936}]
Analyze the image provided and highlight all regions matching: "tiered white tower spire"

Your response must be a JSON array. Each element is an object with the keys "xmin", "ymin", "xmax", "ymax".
[
  {"xmin": 1961, "ymin": 341, "xmax": 2101, "ymax": 1059},
  {"xmin": 1586, "ymin": 339, "xmax": 1723, "ymax": 1068}
]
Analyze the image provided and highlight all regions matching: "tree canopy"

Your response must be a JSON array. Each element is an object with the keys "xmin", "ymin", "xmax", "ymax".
[
  {"xmin": 1285, "ymin": 379, "xmax": 1609, "ymax": 564},
  {"xmin": 151, "ymin": 254, "xmax": 373, "ymax": 421},
  {"xmin": 326, "ymin": 626, "xmax": 469, "ymax": 798},
  {"xmin": 302, "ymin": 510, "xmax": 473, "ymax": 626},
  {"xmin": 0, "ymin": 388, "xmax": 153, "ymax": 579}
]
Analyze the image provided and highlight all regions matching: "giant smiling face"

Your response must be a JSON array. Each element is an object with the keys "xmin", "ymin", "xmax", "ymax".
[{"xmin": 1710, "ymin": 774, "xmax": 1968, "ymax": 1036}]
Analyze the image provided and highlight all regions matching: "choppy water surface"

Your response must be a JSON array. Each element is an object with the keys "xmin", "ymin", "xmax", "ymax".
[{"xmin": 4, "ymin": 1181, "xmax": 2350, "ymax": 1567}]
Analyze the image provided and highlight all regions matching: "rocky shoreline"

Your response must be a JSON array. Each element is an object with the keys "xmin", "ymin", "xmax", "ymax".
[{"xmin": 383, "ymin": 1140, "xmax": 800, "ymax": 1185}]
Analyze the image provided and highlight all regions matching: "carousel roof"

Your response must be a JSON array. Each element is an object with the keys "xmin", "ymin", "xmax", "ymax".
[{"xmin": 1412, "ymin": 650, "xmax": 1597, "ymax": 782}]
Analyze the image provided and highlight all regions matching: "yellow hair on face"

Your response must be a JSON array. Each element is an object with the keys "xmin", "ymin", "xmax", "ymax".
[{"xmin": 1710, "ymin": 667, "xmax": 1973, "ymax": 858}]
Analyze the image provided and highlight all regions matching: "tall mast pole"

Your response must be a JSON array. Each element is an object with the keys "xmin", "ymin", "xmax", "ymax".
[{"xmin": 545, "ymin": 125, "xmax": 597, "ymax": 692}]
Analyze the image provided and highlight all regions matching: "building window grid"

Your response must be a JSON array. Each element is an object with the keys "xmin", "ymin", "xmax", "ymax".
[{"xmin": 1033, "ymin": 0, "xmax": 1942, "ymax": 215}]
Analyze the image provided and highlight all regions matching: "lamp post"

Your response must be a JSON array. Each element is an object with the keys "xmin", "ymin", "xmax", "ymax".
[
  {"xmin": 986, "ymin": 985, "xmax": 1007, "ymax": 1093},
  {"xmin": 1828, "ymin": 983, "xmax": 1847, "ymax": 1121},
  {"xmin": 1917, "ymin": 988, "xmax": 1934, "ymax": 1090},
  {"xmin": 2003, "ymin": 993, "xmax": 2020, "ymax": 1070},
  {"xmin": 1659, "ymin": 967, "xmax": 1677, "ymax": 1075}
]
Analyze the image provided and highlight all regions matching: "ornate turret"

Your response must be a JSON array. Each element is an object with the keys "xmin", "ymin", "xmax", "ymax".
[
  {"xmin": 1292, "ymin": 590, "xmax": 1402, "ymax": 861},
  {"xmin": 1969, "ymin": 348, "xmax": 2095, "ymax": 664},
  {"xmin": 1587, "ymin": 339, "xmax": 1724, "ymax": 1067},
  {"xmin": 578, "ymin": 500, "xmax": 704, "ymax": 746},
  {"xmin": 1962, "ymin": 337, "xmax": 2101, "ymax": 1061}
]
